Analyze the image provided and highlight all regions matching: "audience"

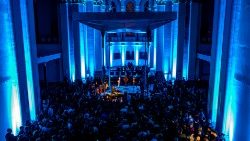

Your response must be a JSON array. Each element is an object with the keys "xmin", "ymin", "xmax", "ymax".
[
  {"xmin": 5, "ymin": 129, "xmax": 16, "ymax": 141},
  {"xmin": 6, "ymin": 73, "xmax": 225, "ymax": 141}
]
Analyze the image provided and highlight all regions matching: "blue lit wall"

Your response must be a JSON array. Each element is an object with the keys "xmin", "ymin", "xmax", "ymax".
[{"xmin": 0, "ymin": 0, "xmax": 22, "ymax": 137}]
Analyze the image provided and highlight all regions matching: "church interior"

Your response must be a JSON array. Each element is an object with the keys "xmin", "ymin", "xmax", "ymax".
[{"xmin": 1, "ymin": 0, "xmax": 250, "ymax": 140}]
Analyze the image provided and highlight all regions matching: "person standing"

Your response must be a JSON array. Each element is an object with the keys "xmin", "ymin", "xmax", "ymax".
[{"xmin": 5, "ymin": 129, "xmax": 16, "ymax": 141}]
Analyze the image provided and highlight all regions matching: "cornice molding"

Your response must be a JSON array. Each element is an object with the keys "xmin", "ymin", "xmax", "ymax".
[{"xmin": 59, "ymin": 0, "xmax": 86, "ymax": 4}]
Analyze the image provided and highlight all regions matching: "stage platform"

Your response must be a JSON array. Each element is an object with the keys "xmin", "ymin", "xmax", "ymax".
[
  {"xmin": 115, "ymin": 85, "xmax": 141, "ymax": 94},
  {"xmin": 103, "ymin": 85, "xmax": 141, "ymax": 96}
]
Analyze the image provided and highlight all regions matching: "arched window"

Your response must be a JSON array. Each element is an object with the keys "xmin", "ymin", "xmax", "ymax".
[{"xmin": 126, "ymin": 1, "xmax": 135, "ymax": 12}]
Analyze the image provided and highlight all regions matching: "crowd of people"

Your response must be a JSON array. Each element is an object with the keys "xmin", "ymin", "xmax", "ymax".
[{"xmin": 6, "ymin": 73, "xmax": 225, "ymax": 141}]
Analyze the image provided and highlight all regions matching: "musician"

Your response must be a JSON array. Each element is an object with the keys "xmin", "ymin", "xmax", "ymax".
[
  {"xmin": 117, "ymin": 77, "xmax": 121, "ymax": 87},
  {"xmin": 133, "ymin": 77, "xmax": 136, "ymax": 85},
  {"xmin": 123, "ymin": 76, "xmax": 128, "ymax": 85}
]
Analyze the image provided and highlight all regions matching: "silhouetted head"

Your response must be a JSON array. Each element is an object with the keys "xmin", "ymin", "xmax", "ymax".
[{"xmin": 7, "ymin": 128, "xmax": 12, "ymax": 133}]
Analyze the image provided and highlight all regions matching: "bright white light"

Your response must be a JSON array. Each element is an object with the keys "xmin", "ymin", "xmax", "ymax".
[{"xmin": 11, "ymin": 84, "xmax": 22, "ymax": 135}]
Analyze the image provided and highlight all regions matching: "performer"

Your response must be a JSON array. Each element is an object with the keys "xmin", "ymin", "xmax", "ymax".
[
  {"xmin": 117, "ymin": 77, "xmax": 121, "ymax": 87},
  {"xmin": 123, "ymin": 76, "xmax": 128, "ymax": 85},
  {"xmin": 133, "ymin": 77, "xmax": 136, "ymax": 85}
]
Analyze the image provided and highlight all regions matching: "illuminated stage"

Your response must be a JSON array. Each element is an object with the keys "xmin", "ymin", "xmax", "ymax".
[
  {"xmin": 97, "ymin": 85, "xmax": 142, "ymax": 102},
  {"xmin": 111, "ymin": 85, "xmax": 140, "ymax": 94}
]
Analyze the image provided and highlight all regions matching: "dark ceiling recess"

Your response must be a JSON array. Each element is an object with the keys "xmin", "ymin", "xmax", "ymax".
[{"xmin": 34, "ymin": 0, "xmax": 59, "ymax": 44}]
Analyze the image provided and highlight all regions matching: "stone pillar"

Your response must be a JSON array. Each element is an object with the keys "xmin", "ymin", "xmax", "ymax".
[
  {"xmin": 171, "ymin": 2, "xmax": 186, "ymax": 80},
  {"xmin": 0, "ymin": 0, "xmax": 22, "ymax": 137},
  {"xmin": 156, "ymin": 5, "xmax": 164, "ymax": 72},
  {"xmin": 186, "ymin": 2, "xmax": 201, "ymax": 80},
  {"xmin": 163, "ymin": 1, "xmax": 172, "ymax": 80},
  {"xmin": 25, "ymin": 0, "xmax": 41, "ymax": 117},
  {"xmin": 152, "ymin": 2, "xmax": 158, "ymax": 70},
  {"xmin": 59, "ymin": 3, "xmax": 75, "ymax": 81},
  {"xmin": 209, "ymin": 0, "xmax": 250, "ymax": 140},
  {"xmin": 94, "ymin": 4, "xmax": 103, "ymax": 72},
  {"xmin": 0, "ymin": 0, "xmax": 40, "ymax": 136},
  {"xmin": 106, "ymin": 38, "xmax": 110, "ymax": 68},
  {"xmin": 73, "ymin": 4, "xmax": 80, "ymax": 81},
  {"xmin": 73, "ymin": 4, "xmax": 81, "ymax": 80},
  {"xmin": 11, "ymin": 0, "xmax": 40, "ymax": 122},
  {"xmin": 225, "ymin": 1, "xmax": 250, "ymax": 138},
  {"xmin": 208, "ymin": 0, "xmax": 233, "ymax": 131},
  {"xmin": 73, "ymin": 4, "xmax": 87, "ymax": 80},
  {"xmin": 85, "ymin": 1, "xmax": 95, "ymax": 77},
  {"xmin": 10, "ymin": 0, "xmax": 30, "ymax": 125}
]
